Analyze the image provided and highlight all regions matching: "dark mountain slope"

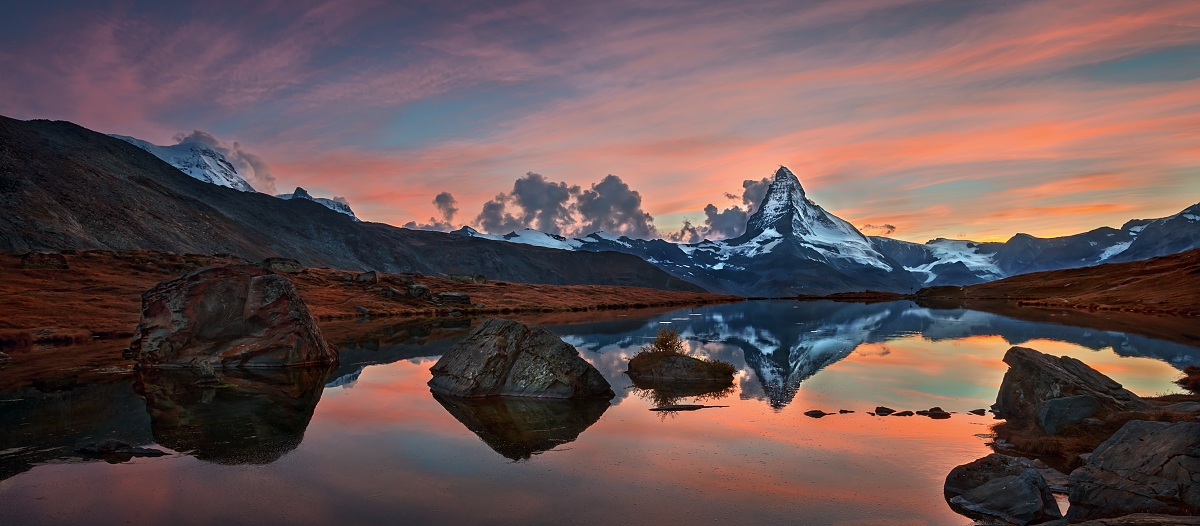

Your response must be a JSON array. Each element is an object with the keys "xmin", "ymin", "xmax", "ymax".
[{"xmin": 0, "ymin": 117, "xmax": 702, "ymax": 291}]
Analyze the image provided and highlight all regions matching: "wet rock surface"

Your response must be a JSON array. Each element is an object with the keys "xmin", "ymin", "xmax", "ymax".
[
  {"xmin": 993, "ymin": 346, "xmax": 1153, "ymax": 422},
  {"xmin": 1067, "ymin": 420, "xmax": 1200, "ymax": 521},
  {"xmin": 126, "ymin": 265, "xmax": 338, "ymax": 368},
  {"xmin": 428, "ymin": 318, "xmax": 614, "ymax": 399},
  {"xmin": 945, "ymin": 453, "xmax": 1063, "ymax": 525},
  {"xmin": 432, "ymin": 392, "xmax": 609, "ymax": 461}
]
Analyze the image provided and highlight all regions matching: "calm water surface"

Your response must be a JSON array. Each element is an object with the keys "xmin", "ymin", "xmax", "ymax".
[{"xmin": 1, "ymin": 300, "xmax": 1197, "ymax": 525}]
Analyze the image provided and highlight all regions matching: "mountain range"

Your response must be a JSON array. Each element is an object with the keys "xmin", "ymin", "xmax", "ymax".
[
  {"xmin": 458, "ymin": 167, "xmax": 1200, "ymax": 295},
  {"xmin": 110, "ymin": 134, "xmax": 360, "ymax": 220},
  {"xmin": 0, "ymin": 117, "xmax": 701, "ymax": 292}
]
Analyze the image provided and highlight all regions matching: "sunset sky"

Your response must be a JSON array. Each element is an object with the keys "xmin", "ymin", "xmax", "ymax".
[{"xmin": 2, "ymin": 0, "xmax": 1198, "ymax": 242}]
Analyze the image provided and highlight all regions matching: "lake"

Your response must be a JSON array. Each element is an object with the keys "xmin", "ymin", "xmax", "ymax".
[{"xmin": 1, "ymin": 300, "xmax": 1197, "ymax": 525}]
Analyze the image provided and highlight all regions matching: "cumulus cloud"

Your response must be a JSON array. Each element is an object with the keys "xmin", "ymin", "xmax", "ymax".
[
  {"xmin": 861, "ymin": 223, "xmax": 898, "ymax": 235},
  {"xmin": 173, "ymin": 130, "xmax": 278, "ymax": 194},
  {"xmin": 741, "ymin": 177, "xmax": 771, "ymax": 215},
  {"xmin": 573, "ymin": 175, "xmax": 656, "ymax": 239},
  {"xmin": 476, "ymin": 172, "xmax": 580, "ymax": 235},
  {"xmin": 404, "ymin": 191, "xmax": 460, "ymax": 231},
  {"xmin": 665, "ymin": 203, "xmax": 750, "ymax": 243}
]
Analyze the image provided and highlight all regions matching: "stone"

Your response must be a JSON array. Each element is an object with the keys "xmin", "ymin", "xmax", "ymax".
[
  {"xmin": 408, "ymin": 284, "xmax": 432, "ymax": 300},
  {"xmin": 355, "ymin": 271, "xmax": 378, "ymax": 284},
  {"xmin": 1070, "ymin": 514, "xmax": 1200, "ymax": 525},
  {"xmin": 805, "ymin": 410, "xmax": 830, "ymax": 418},
  {"xmin": 627, "ymin": 354, "xmax": 735, "ymax": 383},
  {"xmin": 355, "ymin": 306, "xmax": 370, "ymax": 316},
  {"xmin": 970, "ymin": 408, "xmax": 988, "ymax": 415},
  {"xmin": 893, "ymin": 410, "xmax": 915, "ymax": 416},
  {"xmin": 260, "ymin": 257, "xmax": 304, "ymax": 274},
  {"xmin": 1163, "ymin": 401, "xmax": 1200, "ymax": 413},
  {"xmin": 993, "ymin": 346, "xmax": 1153, "ymax": 422},
  {"xmin": 449, "ymin": 274, "xmax": 487, "ymax": 284},
  {"xmin": 0, "ymin": 351, "xmax": 10, "ymax": 364},
  {"xmin": 839, "ymin": 409, "xmax": 854, "ymax": 414},
  {"xmin": 1035, "ymin": 394, "xmax": 1099, "ymax": 434},
  {"xmin": 428, "ymin": 318, "xmax": 614, "ymax": 399},
  {"xmin": 945, "ymin": 453, "xmax": 1063, "ymax": 525},
  {"xmin": 917, "ymin": 407, "xmax": 952, "ymax": 419},
  {"xmin": 384, "ymin": 274, "xmax": 415, "ymax": 285},
  {"xmin": 21, "ymin": 252, "xmax": 68, "ymax": 269},
  {"xmin": 876, "ymin": 406, "xmax": 896, "ymax": 416},
  {"xmin": 126, "ymin": 265, "xmax": 338, "ymax": 368},
  {"xmin": 1067, "ymin": 420, "xmax": 1200, "ymax": 521},
  {"xmin": 437, "ymin": 292, "xmax": 472, "ymax": 304}
]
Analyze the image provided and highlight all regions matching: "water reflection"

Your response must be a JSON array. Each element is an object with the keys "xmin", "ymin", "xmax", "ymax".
[
  {"xmin": 554, "ymin": 300, "xmax": 1200, "ymax": 408},
  {"xmin": 134, "ymin": 366, "xmax": 331, "ymax": 464},
  {"xmin": 431, "ymin": 393, "xmax": 610, "ymax": 461},
  {"xmin": 628, "ymin": 376, "xmax": 735, "ymax": 408}
]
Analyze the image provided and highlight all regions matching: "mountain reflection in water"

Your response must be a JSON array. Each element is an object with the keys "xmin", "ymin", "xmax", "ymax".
[{"xmin": 2, "ymin": 301, "xmax": 1199, "ymax": 526}]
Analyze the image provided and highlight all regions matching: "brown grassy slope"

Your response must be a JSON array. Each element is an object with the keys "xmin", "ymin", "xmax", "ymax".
[
  {"xmin": 920, "ymin": 248, "xmax": 1200, "ymax": 317},
  {"xmin": 0, "ymin": 250, "xmax": 740, "ymax": 339}
]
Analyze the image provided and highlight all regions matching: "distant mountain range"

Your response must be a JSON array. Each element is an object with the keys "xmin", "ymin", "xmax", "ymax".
[
  {"xmin": 457, "ymin": 167, "xmax": 1200, "ymax": 295},
  {"xmin": 110, "ymin": 134, "xmax": 359, "ymax": 220},
  {"xmin": 0, "ymin": 117, "xmax": 701, "ymax": 292}
]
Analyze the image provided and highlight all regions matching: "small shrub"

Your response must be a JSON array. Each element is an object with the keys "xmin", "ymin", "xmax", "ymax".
[{"xmin": 1176, "ymin": 365, "xmax": 1200, "ymax": 393}]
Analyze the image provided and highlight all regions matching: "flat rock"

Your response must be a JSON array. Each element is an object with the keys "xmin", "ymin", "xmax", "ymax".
[
  {"xmin": 437, "ymin": 292, "xmax": 472, "ymax": 304},
  {"xmin": 945, "ymin": 453, "xmax": 1062, "ymax": 525},
  {"xmin": 1163, "ymin": 401, "xmax": 1200, "ymax": 413},
  {"xmin": 993, "ymin": 347, "xmax": 1153, "ymax": 422},
  {"xmin": 1067, "ymin": 420, "xmax": 1200, "ymax": 521},
  {"xmin": 260, "ymin": 257, "xmax": 304, "ymax": 274},
  {"xmin": 428, "ymin": 318, "xmax": 614, "ymax": 399},
  {"xmin": 1036, "ymin": 394, "xmax": 1099, "ymax": 434},
  {"xmin": 126, "ymin": 265, "xmax": 338, "ymax": 368}
]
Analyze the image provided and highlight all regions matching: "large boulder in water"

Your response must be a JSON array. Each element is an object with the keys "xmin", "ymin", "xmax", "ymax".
[
  {"xmin": 1067, "ymin": 420, "xmax": 1200, "ymax": 521},
  {"xmin": 944, "ymin": 453, "xmax": 1063, "ymax": 525},
  {"xmin": 127, "ymin": 265, "xmax": 337, "ymax": 368},
  {"xmin": 992, "ymin": 346, "xmax": 1153, "ymax": 422},
  {"xmin": 428, "ymin": 318, "xmax": 614, "ymax": 399}
]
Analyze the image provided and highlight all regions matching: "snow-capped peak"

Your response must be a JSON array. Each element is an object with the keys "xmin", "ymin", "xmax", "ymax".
[
  {"xmin": 110, "ymin": 134, "xmax": 257, "ymax": 192},
  {"xmin": 276, "ymin": 187, "xmax": 360, "ymax": 221},
  {"xmin": 734, "ymin": 166, "xmax": 892, "ymax": 271}
]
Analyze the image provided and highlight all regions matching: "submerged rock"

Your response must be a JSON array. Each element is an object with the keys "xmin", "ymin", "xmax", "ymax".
[
  {"xmin": 945, "ymin": 453, "xmax": 1062, "ymax": 525},
  {"xmin": 993, "ymin": 346, "xmax": 1153, "ymax": 422},
  {"xmin": 428, "ymin": 318, "xmax": 614, "ymax": 399},
  {"xmin": 126, "ymin": 265, "xmax": 338, "ymax": 368},
  {"xmin": 1067, "ymin": 420, "xmax": 1200, "ymax": 521}
]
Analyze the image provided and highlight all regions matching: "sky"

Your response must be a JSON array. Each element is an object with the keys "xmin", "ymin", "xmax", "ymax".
[{"xmin": 1, "ymin": 0, "xmax": 1198, "ymax": 242}]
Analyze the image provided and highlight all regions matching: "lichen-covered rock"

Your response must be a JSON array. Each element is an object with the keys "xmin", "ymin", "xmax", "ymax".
[
  {"xmin": 355, "ymin": 270, "xmax": 378, "ymax": 283},
  {"xmin": 1036, "ymin": 394, "xmax": 1099, "ymax": 434},
  {"xmin": 993, "ymin": 347, "xmax": 1153, "ymax": 422},
  {"xmin": 428, "ymin": 318, "xmax": 614, "ymax": 399},
  {"xmin": 127, "ymin": 265, "xmax": 337, "ymax": 368},
  {"xmin": 945, "ymin": 453, "xmax": 1062, "ymax": 525},
  {"xmin": 1067, "ymin": 420, "xmax": 1200, "ymax": 521},
  {"xmin": 260, "ymin": 257, "xmax": 304, "ymax": 274},
  {"xmin": 408, "ymin": 284, "xmax": 431, "ymax": 300}
]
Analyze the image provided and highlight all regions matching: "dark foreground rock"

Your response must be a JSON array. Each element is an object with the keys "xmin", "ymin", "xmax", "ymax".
[
  {"xmin": 945, "ymin": 453, "xmax": 1063, "ymax": 525},
  {"xmin": 432, "ymin": 392, "xmax": 609, "ymax": 461},
  {"xmin": 993, "ymin": 346, "xmax": 1153, "ymax": 422},
  {"xmin": 428, "ymin": 318, "xmax": 614, "ymax": 399},
  {"xmin": 1069, "ymin": 514, "xmax": 1200, "ymax": 525},
  {"xmin": 1067, "ymin": 420, "xmax": 1200, "ymax": 521},
  {"xmin": 126, "ymin": 265, "xmax": 338, "ymax": 368}
]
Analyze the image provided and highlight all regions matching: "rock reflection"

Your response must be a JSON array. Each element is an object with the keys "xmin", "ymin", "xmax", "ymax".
[
  {"xmin": 134, "ymin": 366, "xmax": 332, "ymax": 465},
  {"xmin": 432, "ymin": 392, "xmax": 610, "ymax": 461},
  {"xmin": 629, "ymin": 377, "xmax": 735, "ymax": 409}
]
